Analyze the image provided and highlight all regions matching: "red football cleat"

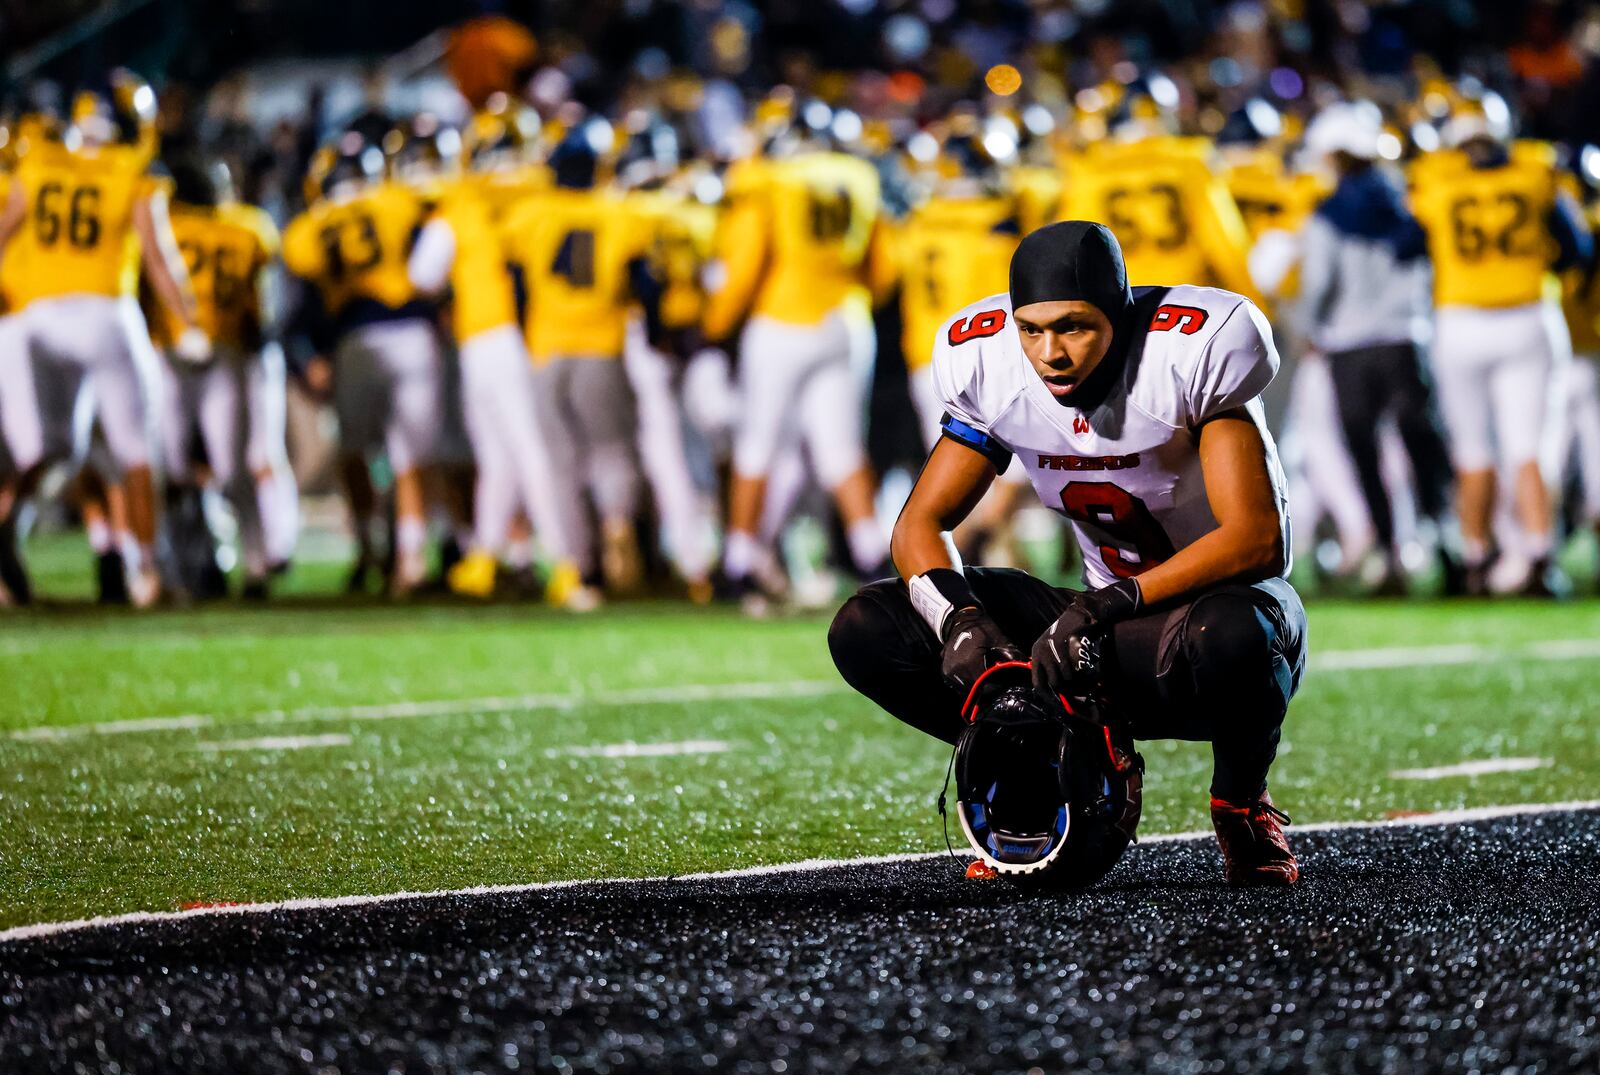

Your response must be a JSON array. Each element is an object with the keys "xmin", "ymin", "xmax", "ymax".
[
  {"xmin": 965, "ymin": 859, "xmax": 1000, "ymax": 881},
  {"xmin": 1210, "ymin": 791, "xmax": 1300, "ymax": 887}
]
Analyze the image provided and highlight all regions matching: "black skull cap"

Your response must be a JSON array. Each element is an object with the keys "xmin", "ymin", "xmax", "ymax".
[{"xmin": 1008, "ymin": 220, "xmax": 1133, "ymax": 326}]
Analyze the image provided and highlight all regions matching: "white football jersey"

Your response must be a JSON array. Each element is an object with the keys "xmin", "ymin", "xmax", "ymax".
[{"xmin": 931, "ymin": 284, "xmax": 1290, "ymax": 590}]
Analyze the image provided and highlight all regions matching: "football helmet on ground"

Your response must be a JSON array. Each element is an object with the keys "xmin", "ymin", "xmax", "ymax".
[{"xmin": 952, "ymin": 662, "xmax": 1143, "ymax": 889}]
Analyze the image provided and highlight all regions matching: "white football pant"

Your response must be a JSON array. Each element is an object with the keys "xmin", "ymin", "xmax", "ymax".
[
  {"xmin": 459, "ymin": 323, "xmax": 576, "ymax": 561},
  {"xmin": 624, "ymin": 318, "xmax": 717, "ymax": 582},
  {"xmin": 1565, "ymin": 356, "xmax": 1600, "ymax": 523},
  {"xmin": 733, "ymin": 306, "xmax": 872, "ymax": 491},
  {"xmin": 333, "ymin": 318, "xmax": 443, "ymax": 474},
  {"xmin": 160, "ymin": 347, "xmax": 267, "ymax": 578},
  {"xmin": 1433, "ymin": 301, "xmax": 1570, "ymax": 475},
  {"xmin": 2, "ymin": 294, "xmax": 159, "ymax": 475},
  {"xmin": 248, "ymin": 342, "xmax": 300, "ymax": 567}
]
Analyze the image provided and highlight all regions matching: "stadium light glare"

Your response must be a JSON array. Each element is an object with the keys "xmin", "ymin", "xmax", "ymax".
[
  {"xmin": 985, "ymin": 65, "xmax": 1022, "ymax": 97},
  {"xmin": 1582, "ymin": 145, "xmax": 1600, "ymax": 186}
]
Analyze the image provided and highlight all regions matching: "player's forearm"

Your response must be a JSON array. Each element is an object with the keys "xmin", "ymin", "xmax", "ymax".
[
  {"xmin": 135, "ymin": 198, "xmax": 198, "ymax": 325},
  {"xmin": 1129, "ymin": 521, "xmax": 1284, "ymax": 607},
  {"xmin": 0, "ymin": 185, "xmax": 24, "ymax": 266},
  {"xmin": 890, "ymin": 515, "xmax": 960, "ymax": 581}
]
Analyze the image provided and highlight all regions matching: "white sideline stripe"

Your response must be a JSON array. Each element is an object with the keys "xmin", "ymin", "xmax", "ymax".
[
  {"xmin": 10, "ymin": 714, "xmax": 213, "ymax": 741},
  {"xmin": 10, "ymin": 637, "xmax": 1600, "ymax": 743},
  {"xmin": 6, "ymin": 679, "xmax": 849, "ymax": 742},
  {"xmin": 1389, "ymin": 757, "xmax": 1552, "ymax": 781},
  {"xmin": 2, "ymin": 798, "xmax": 1596, "ymax": 947},
  {"xmin": 547, "ymin": 739, "xmax": 731, "ymax": 759},
  {"xmin": 197, "ymin": 734, "xmax": 354, "ymax": 753},
  {"xmin": 1307, "ymin": 639, "xmax": 1600, "ymax": 671}
]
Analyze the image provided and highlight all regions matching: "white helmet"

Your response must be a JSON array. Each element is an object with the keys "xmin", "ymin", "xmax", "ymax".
[
  {"xmin": 1439, "ymin": 90, "xmax": 1513, "ymax": 148},
  {"xmin": 1304, "ymin": 100, "xmax": 1384, "ymax": 161}
]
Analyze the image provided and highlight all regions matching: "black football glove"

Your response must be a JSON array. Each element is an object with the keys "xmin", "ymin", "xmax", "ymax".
[
  {"xmin": 1030, "ymin": 578, "xmax": 1143, "ymax": 699},
  {"xmin": 941, "ymin": 606, "xmax": 1024, "ymax": 695}
]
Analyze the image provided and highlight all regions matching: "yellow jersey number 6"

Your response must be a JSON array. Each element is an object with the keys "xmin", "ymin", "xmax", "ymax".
[{"xmin": 34, "ymin": 182, "xmax": 102, "ymax": 249}]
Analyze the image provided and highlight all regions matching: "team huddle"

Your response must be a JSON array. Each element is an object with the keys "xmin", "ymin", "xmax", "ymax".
[{"xmin": 0, "ymin": 71, "xmax": 1597, "ymax": 616}]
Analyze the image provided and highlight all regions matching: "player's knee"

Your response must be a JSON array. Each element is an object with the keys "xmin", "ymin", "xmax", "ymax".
[
  {"xmin": 828, "ymin": 583, "xmax": 903, "ymax": 688},
  {"xmin": 1183, "ymin": 593, "xmax": 1288, "ymax": 715}
]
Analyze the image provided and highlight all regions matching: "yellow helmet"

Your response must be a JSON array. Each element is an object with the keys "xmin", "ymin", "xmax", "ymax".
[
  {"xmin": 303, "ymin": 130, "xmax": 384, "ymax": 204},
  {"xmin": 69, "ymin": 69, "xmax": 157, "ymax": 151},
  {"xmin": 463, "ymin": 94, "xmax": 542, "ymax": 172},
  {"xmin": 384, "ymin": 113, "xmax": 462, "ymax": 189}
]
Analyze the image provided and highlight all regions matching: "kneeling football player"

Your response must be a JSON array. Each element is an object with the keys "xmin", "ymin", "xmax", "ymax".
[{"xmin": 830, "ymin": 221, "xmax": 1307, "ymax": 886}]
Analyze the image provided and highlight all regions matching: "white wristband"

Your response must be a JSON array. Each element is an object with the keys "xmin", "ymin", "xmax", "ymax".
[{"xmin": 908, "ymin": 573, "xmax": 956, "ymax": 638}]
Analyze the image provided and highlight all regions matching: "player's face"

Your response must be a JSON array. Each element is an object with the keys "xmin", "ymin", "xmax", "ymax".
[{"xmin": 1013, "ymin": 300, "xmax": 1114, "ymax": 401}]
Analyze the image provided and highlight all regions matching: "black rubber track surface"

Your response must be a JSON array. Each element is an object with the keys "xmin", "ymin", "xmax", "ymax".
[{"xmin": 4, "ymin": 808, "xmax": 1598, "ymax": 1074}]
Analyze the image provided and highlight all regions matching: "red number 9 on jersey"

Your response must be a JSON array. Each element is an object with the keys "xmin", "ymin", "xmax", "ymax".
[
  {"xmin": 1059, "ymin": 481, "xmax": 1176, "ymax": 579},
  {"xmin": 947, "ymin": 309, "xmax": 1007, "ymax": 346},
  {"xmin": 1149, "ymin": 304, "xmax": 1208, "ymax": 335}
]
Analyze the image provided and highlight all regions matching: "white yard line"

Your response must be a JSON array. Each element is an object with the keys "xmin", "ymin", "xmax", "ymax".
[
  {"xmin": 1310, "ymin": 643, "xmax": 1490, "ymax": 671},
  {"xmin": 1, "ymin": 798, "xmax": 1596, "ymax": 947},
  {"xmin": 7, "ymin": 679, "xmax": 850, "ymax": 742},
  {"xmin": 197, "ymin": 734, "xmax": 354, "ymax": 753},
  {"xmin": 1389, "ymin": 757, "xmax": 1553, "ymax": 781},
  {"xmin": 7, "ymin": 637, "xmax": 1599, "ymax": 743},
  {"xmin": 547, "ymin": 739, "xmax": 731, "ymax": 759}
]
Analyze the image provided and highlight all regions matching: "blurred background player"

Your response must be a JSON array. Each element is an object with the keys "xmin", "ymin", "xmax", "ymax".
[
  {"xmin": 150, "ymin": 157, "xmax": 282, "ymax": 598},
  {"xmin": 615, "ymin": 111, "xmax": 721, "ymax": 604},
  {"xmin": 1561, "ymin": 191, "xmax": 1600, "ymax": 588},
  {"xmin": 1296, "ymin": 101, "xmax": 1458, "ymax": 595},
  {"xmin": 1061, "ymin": 77, "xmax": 1263, "ymax": 308},
  {"xmin": 895, "ymin": 111, "xmax": 1031, "ymax": 565},
  {"xmin": 0, "ymin": 70, "xmax": 206, "ymax": 607},
  {"xmin": 402, "ymin": 112, "xmax": 594, "ymax": 608},
  {"xmin": 704, "ymin": 94, "xmax": 894, "ymax": 609},
  {"xmin": 284, "ymin": 131, "xmax": 441, "ymax": 596},
  {"xmin": 897, "ymin": 110, "xmax": 1021, "ymax": 449},
  {"xmin": 500, "ymin": 118, "xmax": 652, "ymax": 595},
  {"xmin": 1411, "ymin": 88, "xmax": 1593, "ymax": 596}
]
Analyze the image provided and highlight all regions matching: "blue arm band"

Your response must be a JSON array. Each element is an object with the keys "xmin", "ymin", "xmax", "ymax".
[{"xmin": 939, "ymin": 413, "xmax": 1013, "ymax": 472}]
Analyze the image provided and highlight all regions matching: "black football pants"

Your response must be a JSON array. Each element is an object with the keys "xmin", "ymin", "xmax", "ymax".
[
  {"xmin": 828, "ymin": 568, "xmax": 1308, "ymax": 804},
  {"xmin": 1327, "ymin": 342, "xmax": 1455, "ymax": 550}
]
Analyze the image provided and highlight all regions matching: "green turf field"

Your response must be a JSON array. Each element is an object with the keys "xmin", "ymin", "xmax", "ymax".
[{"xmin": 3, "ymin": 580, "xmax": 1599, "ymax": 932}]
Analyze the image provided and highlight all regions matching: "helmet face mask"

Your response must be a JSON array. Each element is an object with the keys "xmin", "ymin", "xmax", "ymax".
[{"xmin": 954, "ymin": 664, "xmax": 1143, "ymax": 889}]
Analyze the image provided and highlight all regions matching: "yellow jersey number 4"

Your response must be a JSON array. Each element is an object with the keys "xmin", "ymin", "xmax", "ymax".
[
  {"xmin": 551, "ymin": 228, "xmax": 596, "ymax": 288},
  {"xmin": 34, "ymin": 181, "xmax": 103, "ymax": 249}
]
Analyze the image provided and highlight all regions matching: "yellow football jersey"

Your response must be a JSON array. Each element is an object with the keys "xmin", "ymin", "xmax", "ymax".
[
  {"xmin": 0, "ymin": 173, "xmax": 18, "ymax": 314},
  {"xmin": 500, "ymin": 186, "xmax": 651, "ymax": 361},
  {"xmin": 4, "ymin": 141, "xmax": 164, "ymax": 307},
  {"xmin": 1411, "ymin": 152, "xmax": 1563, "ymax": 308},
  {"xmin": 1562, "ymin": 202, "xmax": 1600, "ymax": 353},
  {"xmin": 1011, "ymin": 165, "xmax": 1063, "ymax": 236},
  {"xmin": 465, "ymin": 164, "xmax": 551, "ymax": 223},
  {"xmin": 896, "ymin": 195, "xmax": 1019, "ymax": 370},
  {"xmin": 1061, "ymin": 137, "xmax": 1262, "ymax": 306},
  {"xmin": 432, "ymin": 181, "xmax": 517, "ymax": 342},
  {"xmin": 626, "ymin": 188, "xmax": 715, "ymax": 333},
  {"xmin": 1222, "ymin": 151, "xmax": 1327, "ymax": 241},
  {"xmin": 148, "ymin": 202, "xmax": 279, "ymax": 350},
  {"xmin": 282, "ymin": 180, "xmax": 428, "ymax": 321},
  {"xmin": 703, "ymin": 152, "xmax": 888, "ymax": 340}
]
